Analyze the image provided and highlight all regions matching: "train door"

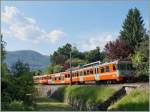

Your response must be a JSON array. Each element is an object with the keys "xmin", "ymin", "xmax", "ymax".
[{"xmin": 95, "ymin": 66, "xmax": 99, "ymax": 81}]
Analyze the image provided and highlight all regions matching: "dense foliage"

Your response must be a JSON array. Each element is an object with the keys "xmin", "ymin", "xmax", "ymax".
[
  {"xmin": 1, "ymin": 35, "xmax": 35, "ymax": 110},
  {"xmin": 130, "ymin": 37, "xmax": 149, "ymax": 81},
  {"xmin": 105, "ymin": 39, "xmax": 131, "ymax": 60}
]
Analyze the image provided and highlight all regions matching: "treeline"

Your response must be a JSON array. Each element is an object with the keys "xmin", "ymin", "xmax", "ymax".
[
  {"xmin": 44, "ymin": 44, "xmax": 105, "ymax": 74},
  {"xmin": 1, "ymin": 35, "xmax": 35, "ymax": 110},
  {"xmin": 42, "ymin": 8, "xmax": 149, "ymax": 81}
]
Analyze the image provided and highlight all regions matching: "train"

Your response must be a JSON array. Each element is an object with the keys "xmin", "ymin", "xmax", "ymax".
[{"xmin": 33, "ymin": 59, "xmax": 134, "ymax": 85}]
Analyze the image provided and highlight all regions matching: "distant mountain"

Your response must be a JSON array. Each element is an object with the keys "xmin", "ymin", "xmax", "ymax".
[{"xmin": 5, "ymin": 50, "xmax": 50, "ymax": 71}]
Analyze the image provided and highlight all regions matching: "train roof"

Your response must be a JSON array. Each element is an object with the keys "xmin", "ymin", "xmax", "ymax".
[
  {"xmin": 83, "ymin": 61, "xmax": 101, "ymax": 68},
  {"xmin": 69, "ymin": 59, "xmax": 131, "ymax": 72}
]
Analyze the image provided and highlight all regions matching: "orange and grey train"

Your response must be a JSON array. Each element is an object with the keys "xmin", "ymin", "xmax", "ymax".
[{"xmin": 33, "ymin": 60, "xmax": 134, "ymax": 85}]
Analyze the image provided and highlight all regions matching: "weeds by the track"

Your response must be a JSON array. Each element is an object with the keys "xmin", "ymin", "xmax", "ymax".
[{"xmin": 108, "ymin": 88, "xmax": 149, "ymax": 111}]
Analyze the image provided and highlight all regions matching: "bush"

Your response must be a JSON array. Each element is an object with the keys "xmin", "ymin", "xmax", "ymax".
[{"xmin": 8, "ymin": 100, "xmax": 25, "ymax": 111}]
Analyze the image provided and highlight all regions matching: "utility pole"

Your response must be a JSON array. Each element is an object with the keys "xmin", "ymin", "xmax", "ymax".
[{"xmin": 70, "ymin": 51, "xmax": 72, "ymax": 86}]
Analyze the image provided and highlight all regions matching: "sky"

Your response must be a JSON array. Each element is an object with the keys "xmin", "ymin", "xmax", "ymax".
[{"xmin": 1, "ymin": 1, "xmax": 149, "ymax": 55}]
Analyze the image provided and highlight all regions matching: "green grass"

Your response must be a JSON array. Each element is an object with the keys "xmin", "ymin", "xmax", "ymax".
[
  {"xmin": 108, "ymin": 88, "xmax": 149, "ymax": 111},
  {"xmin": 50, "ymin": 86, "xmax": 117, "ymax": 110},
  {"xmin": 35, "ymin": 97, "xmax": 72, "ymax": 111},
  {"xmin": 52, "ymin": 85, "xmax": 117, "ymax": 105}
]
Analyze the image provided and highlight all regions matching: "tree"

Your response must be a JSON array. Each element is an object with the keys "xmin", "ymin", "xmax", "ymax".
[
  {"xmin": 50, "ymin": 52, "xmax": 67, "ymax": 65},
  {"xmin": 34, "ymin": 69, "xmax": 42, "ymax": 76},
  {"xmin": 57, "ymin": 43, "xmax": 72, "ymax": 58},
  {"xmin": 9, "ymin": 60, "xmax": 35, "ymax": 109},
  {"xmin": 45, "ymin": 64, "xmax": 64, "ymax": 74},
  {"xmin": 50, "ymin": 43, "xmax": 86, "ymax": 66},
  {"xmin": 1, "ymin": 34, "xmax": 11, "ymax": 110},
  {"xmin": 130, "ymin": 37, "xmax": 149, "ymax": 81},
  {"xmin": 1, "ymin": 34, "xmax": 6, "ymax": 62},
  {"xmin": 85, "ymin": 47, "xmax": 105, "ymax": 63},
  {"xmin": 64, "ymin": 58, "xmax": 87, "ymax": 69},
  {"xmin": 1, "ymin": 35, "xmax": 35, "ymax": 110},
  {"xmin": 104, "ymin": 38, "xmax": 132, "ymax": 60},
  {"xmin": 53, "ymin": 65, "xmax": 64, "ymax": 73},
  {"xmin": 44, "ymin": 65, "xmax": 54, "ymax": 74},
  {"xmin": 11, "ymin": 60, "xmax": 30, "ymax": 77},
  {"xmin": 120, "ymin": 8, "xmax": 147, "ymax": 52}
]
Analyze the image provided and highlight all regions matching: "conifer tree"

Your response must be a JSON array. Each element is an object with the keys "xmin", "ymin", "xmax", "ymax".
[{"xmin": 120, "ymin": 8, "xmax": 147, "ymax": 52}]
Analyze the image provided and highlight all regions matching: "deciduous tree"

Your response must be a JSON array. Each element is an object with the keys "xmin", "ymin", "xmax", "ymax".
[{"xmin": 104, "ymin": 39, "xmax": 132, "ymax": 60}]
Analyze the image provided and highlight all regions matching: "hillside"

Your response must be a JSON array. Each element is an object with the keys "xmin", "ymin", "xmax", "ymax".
[{"xmin": 5, "ymin": 50, "xmax": 50, "ymax": 71}]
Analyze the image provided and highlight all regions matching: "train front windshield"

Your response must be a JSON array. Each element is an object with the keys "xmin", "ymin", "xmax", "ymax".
[
  {"xmin": 117, "ymin": 63, "xmax": 133, "ymax": 70},
  {"xmin": 117, "ymin": 63, "xmax": 134, "ymax": 77}
]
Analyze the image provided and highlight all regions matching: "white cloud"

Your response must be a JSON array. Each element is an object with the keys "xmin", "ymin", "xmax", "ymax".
[
  {"xmin": 80, "ymin": 32, "xmax": 118, "ymax": 51},
  {"xmin": 1, "ymin": 6, "xmax": 65, "ymax": 43},
  {"xmin": 46, "ymin": 30, "xmax": 66, "ymax": 43}
]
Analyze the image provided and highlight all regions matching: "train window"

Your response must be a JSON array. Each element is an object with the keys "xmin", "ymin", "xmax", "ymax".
[
  {"xmin": 95, "ymin": 67, "xmax": 98, "ymax": 74},
  {"xmin": 80, "ymin": 71, "xmax": 82, "ymax": 76},
  {"xmin": 97, "ymin": 68, "xmax": 99, "ymax": 73},
  {"xmin": 105, "ymin": 66, "xmax": 110, "ymax": 72},
  {"xmin": 84, "ymin": 70, "xmax": 86, "ymax": 75},
  {"xmin": 87, "ymin": 70, "xmax": 90, "ymax": 75},
  {"xmin": 77, "ymin": 72, "xmax": 79, "ymax": 77},
  {"xmin": 95, "ymin": 68, "xmax": 97, "ymax": 74},
  {"xmin": 113, "ymin": 65, "xmax": 116, "ymax": 71},
  {"xmin": 61, "ymin": 76, "xmax": 63, "ymax": 80},
  {"xmin": 127, "ymin": 64, "xmax": 133, "ymax": 70},
  {"xmin": 75, "ymin": 72, "xmax": 77, "ymax": 77},
  {"xmin": 118, "ymin": 64, "xmax": 126, "ymax": 70},
  {"xmin": 101, "ymin": 67, "xmax": 104, "ymax": 73},
  {"xmin": 90, "ymin": 69, "xmax": 93, "ymax": 74}
]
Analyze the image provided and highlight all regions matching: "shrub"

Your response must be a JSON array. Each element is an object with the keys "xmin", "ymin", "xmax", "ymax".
[{"xmin": 8, "ymin": 100, "xmax": 25, "ymax": 111}]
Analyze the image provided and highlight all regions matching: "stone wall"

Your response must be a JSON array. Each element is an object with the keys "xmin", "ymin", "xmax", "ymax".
[{"xmin": 35, "ymin": 85, "xmax": 63, "ymax": 97}]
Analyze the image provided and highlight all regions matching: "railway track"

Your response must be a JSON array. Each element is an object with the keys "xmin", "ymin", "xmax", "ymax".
[{"xmin": 36, "ymin": 82, "xmax": 149, "ymax": 88}]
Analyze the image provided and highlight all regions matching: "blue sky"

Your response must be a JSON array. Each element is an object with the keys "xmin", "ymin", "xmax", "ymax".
[{"xmin": 1, "ymin": 1, "xmax": 149, "ymax": 55}]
